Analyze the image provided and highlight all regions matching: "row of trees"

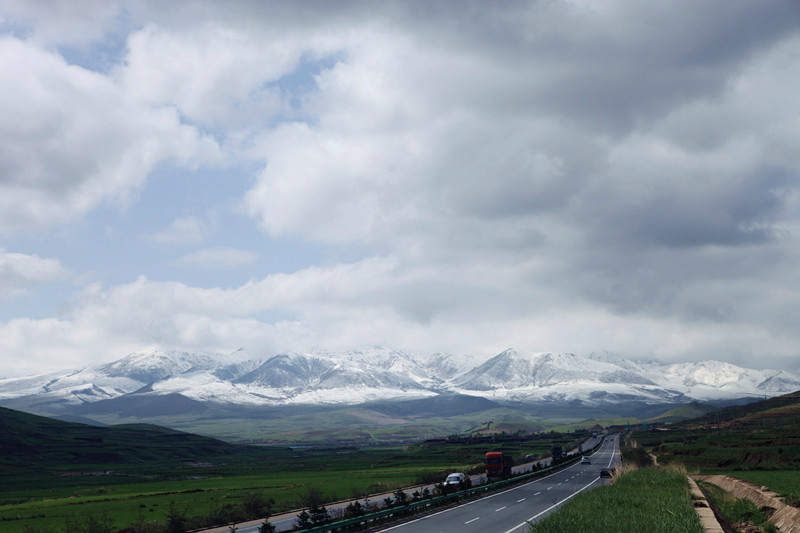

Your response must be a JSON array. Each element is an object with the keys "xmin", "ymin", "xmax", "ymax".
[{"xmin": 291, "ymin": 479, "xmax": 473, "ymax": 531}]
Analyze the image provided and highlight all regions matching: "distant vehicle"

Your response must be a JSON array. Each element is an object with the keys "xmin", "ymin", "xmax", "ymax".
[
  {"xmin": 600, "ymin": 468, "xmax": 615, "ymax": 478},
  {"xmin": 524, "ymin": 454, "xmax": 536, "ymax": 462},
  {"xmin": 592, "ymin": 432, "xmax": 598, "ymax": 438},
  {"xmin": 580, "ymin": 456, "xmax": 591, "ymax": 464},
  {"xmin": 551, "ymin": 446, "xmax": 564, "ymax": 463},
  {"xmin": 444, "ymin": 472, "xmax": 467, "ymax": 486},
  {"xmin": 485, "ymin": 452, "xmax": 513, "ymax": 479}
]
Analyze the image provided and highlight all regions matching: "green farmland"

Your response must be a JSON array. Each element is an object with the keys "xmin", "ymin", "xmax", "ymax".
[{"xmin": 0, "ymin": 406, "xmax": 586, "ymax": 532}]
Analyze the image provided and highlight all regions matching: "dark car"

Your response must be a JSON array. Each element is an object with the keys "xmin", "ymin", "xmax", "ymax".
[{"xmin": 599, "ymin": 468, "xmax": 615, "ymax": 478}]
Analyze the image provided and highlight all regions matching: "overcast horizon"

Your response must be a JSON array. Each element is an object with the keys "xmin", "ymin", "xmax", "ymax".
[{"xmin": 2, "ymin": 1, "xmax": 799, "ymax": 378}]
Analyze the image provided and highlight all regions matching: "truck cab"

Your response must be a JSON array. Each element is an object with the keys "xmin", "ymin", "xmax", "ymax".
[{"xmin": 485, "ymin": 452, "xmax": 513, "ymax": 479}]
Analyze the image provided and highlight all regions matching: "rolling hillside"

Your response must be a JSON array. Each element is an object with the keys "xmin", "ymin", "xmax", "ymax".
[
  {"xmin": 0, "ymin": 405, "xmax": 256, "ymax": 473},
  {"xmin": 679, "ymin": 390, "xmax": 800, "ymax": 429}
]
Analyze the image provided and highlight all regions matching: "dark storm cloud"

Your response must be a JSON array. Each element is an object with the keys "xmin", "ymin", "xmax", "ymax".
[{"xmin": 2, "ymin": 0, "xmax": 799, "ymax": 374}]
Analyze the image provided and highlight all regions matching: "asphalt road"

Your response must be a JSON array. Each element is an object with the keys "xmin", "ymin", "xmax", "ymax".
[
  {"xmin": 208, "ymin": 435, "xmax": 614, "ymax": 533},
  {"xmin": 374, "ymin": 435, "xmax": 619, "ymax": 533}
]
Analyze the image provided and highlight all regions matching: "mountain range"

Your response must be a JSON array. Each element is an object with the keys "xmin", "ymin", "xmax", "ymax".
[{"xmin": 1, "ymin": 348, "xmax": 798, "ymax": 418}]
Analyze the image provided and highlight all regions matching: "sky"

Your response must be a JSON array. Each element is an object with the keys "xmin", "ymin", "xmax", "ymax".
[{"xmin": 1, "ymin": 0, "xmax": 799, "ymax": 378}]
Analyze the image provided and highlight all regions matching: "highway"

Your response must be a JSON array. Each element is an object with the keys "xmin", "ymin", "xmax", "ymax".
[
  {"xmin": 374, "ymin": 434, "xmax": 619, "ymax": 533},
  {"xmin": 208, "ymin": 435, "xmax": 617, "ymax": 533}
]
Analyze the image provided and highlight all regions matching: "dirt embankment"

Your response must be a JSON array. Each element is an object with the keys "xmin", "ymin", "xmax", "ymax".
[{"xmin": 695, "ymin": 475, "xmax": 800, "ymax": 533}]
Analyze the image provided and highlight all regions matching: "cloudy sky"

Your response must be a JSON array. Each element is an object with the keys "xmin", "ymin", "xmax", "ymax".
[{"xmin": 1, "ymin": 0, "xmax": 799, "ymax": 377}]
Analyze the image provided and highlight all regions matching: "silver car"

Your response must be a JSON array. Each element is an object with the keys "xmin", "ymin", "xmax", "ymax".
[{"xmin": 444, "ymin": 472, "xmax": 467, "ymax": 486}]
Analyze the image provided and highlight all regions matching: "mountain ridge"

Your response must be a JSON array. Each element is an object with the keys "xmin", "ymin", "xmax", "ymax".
[{"xmin": 1, "ymin": 348, "xmax": 798, "ymax": 418}]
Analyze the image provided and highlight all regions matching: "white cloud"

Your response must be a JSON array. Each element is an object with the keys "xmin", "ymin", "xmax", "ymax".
[
  {"xmin": 1, "ymin": 1, "xmax": 800, "ymax": 377},
  {"xmin": 172, "ymin": 248, "xmax": 258, "ymax": 270},
  {"xmin": 153, "ymin": 216, "xmax": 209, "ymax": 245},
  {"xmin": 0, "ymin": 0, "xmax": 122, "ymax": 47},
  {"xmin": 0, "ymin": 36, "xmax": 222, "ymax": 234},
  {"xmin": 0, "ymin": 249, "xmax": 67, "ymax": 298},
  {"xmin": 2, "ymin": 253, "xmax": 799, "ymax": 376}
]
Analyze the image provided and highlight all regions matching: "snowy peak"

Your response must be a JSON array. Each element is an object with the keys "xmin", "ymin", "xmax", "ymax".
[
  {"xmin": 453, "ymin": 349, "xmax": 657, "ymax": 391},
  {"xmin": 651, "ymin": 360, "xmax": 800, "ymax": 399},
  {"xmin": 236, "ymin": 352, "xmax": 337, "ymax": 389},
  {"xmin": 0, "ymin": 347, "xmax": 798, "ymax": 411},
  {"xmin": 98, "ymin": 351, "xmax": 218, "ymax": 382},
  {"xmin": 235, "ymin": 349, "xmax": 429, "ymax": 392}
]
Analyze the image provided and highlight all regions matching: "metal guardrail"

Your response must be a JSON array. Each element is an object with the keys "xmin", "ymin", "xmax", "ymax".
[{"xmin": 292, "ymin": 436, "xmax": 605, "ymax": 532}]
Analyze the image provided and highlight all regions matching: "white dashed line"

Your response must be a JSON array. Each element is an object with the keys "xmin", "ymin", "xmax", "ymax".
[
  {"xmin": 496, "ymin": 506, "xmax": 506, "ymax": 512},
  {"xmin": 465, "ymin": 517, "xmax": 480, "ymax": 524},
  {"xmin": 517, "ymin": 498, "xmax": 526, "ymax": 502}
]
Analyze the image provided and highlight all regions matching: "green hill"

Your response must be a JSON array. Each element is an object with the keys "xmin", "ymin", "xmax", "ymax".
[
  {"xmin": 679, "ymin": 390, "xmax": 800, "ymax": 429},
  {"xmin": 650, "ymin": 401, "xmax": 718, "ymax": 423},
  {"xmin": 0, "ymin": 405, "xmax": 255, "ymax": 473},
  {"xmin": 631, "ymin": 390, "xmax": 800, "ymax": 471}
]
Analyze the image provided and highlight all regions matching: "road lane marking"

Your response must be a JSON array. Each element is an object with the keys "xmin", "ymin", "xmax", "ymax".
[
  {"xmin": 517, "ymin": 498, "xmax": 526, "ymax": 502},
  {"xmin": 381, "ymin": 438, "xmax": 616, "ymax": 531},
  {"xmin": 502, "ymin": 477, "xmax": 602, "ymax": 533},
  {"xmin": 465, "ymin": 517, "xmax": 480, "ymax": 524},
  {"xmin": 496, "ymin": 506, "xmax": 506, "ymax": 511},
  {"xmin": 534, "ymin": 491, "xmax": 541, "ymax": 496}
]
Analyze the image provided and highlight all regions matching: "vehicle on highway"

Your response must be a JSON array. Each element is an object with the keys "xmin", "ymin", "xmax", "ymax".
[
  {"xmin": 580, "ymin": 456, "xmax": 591, "ymax": 464},
  {"xmin": 600, "ymin": 467, "xmax": 615, "ymax": 478},
  {"xmin": 485, "ymin": 451, "xmax": 513, "ymax": 479},
  {"xmin": 550, "ymin": 445, "xmax": 564, "ymax": 465},
  {"xmin": 444, "ymin": 472, "xmax": 467, "ymax": 486}
]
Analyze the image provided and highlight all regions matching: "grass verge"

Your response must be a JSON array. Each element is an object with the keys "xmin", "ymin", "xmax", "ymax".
[
  {"xmin": 697, "ymin": 480, "xmax": 777, "ymax": 533},
  {"xmin": 715, "ymin": 470, "xmax": 800, "ymax": 508},
  {"xmin": 528, "ymin": 464, "xmax": 702, "ymax": 533}
]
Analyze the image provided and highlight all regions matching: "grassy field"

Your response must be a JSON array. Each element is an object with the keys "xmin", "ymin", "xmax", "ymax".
[
  {"xmin": 74, "ymin": 405, "xmax": 564, "ymax": 445},
  {"xmin": 1, "ymin": 468, "xmax": 434, "ymax": 532},
  {"xmin": 1, "ymin": 405, "xmax": 591, "ymax": 532},
  {"xmin": 628, "ymin": 425, "xmax": 800, "ymax": 471},
  {"xmin": 715, "ymin": 470, "xmax": 800, "ymax": 507},
  {"xmin": 527, "ymin": 464, "xmax": 702, "ymax": 533},
  {"xmin": 0, "ymin": 444, "xmax": 457, "ymax": 532}
]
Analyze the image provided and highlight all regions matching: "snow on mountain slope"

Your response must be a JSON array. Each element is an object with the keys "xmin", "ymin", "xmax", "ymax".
[
  {"xmin": 453, "ymin": 349, "xmax": 658, "ymax": 391},
  {"xmin": 639, "ymin": 360, "xmax": 800, "ymax": 400},
  {"xmin": 0, "ymin": 350, "xmax": 237, "ymax": 406},
  {"xmin": 98, "ymin": 350, "xmax": 219, "ymax": 381},
  {"xmin": 241, "ymin": 349, "xmax": 440, "ymax": 390},
  {"xmin": 0, "ymin": 347, "xmax": 798, "ymax": 411},
  {"xmin": 0, "ymin": 366, "xmax": 143, "ymax": 404},
  {"xmin": 447, "ymin": 349, "xmax": 800, "ymax": 404}
]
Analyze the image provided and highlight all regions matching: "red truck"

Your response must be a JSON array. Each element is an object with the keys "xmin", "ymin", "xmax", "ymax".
[{"xmin": 485, "ymin": 452, "xmax": 513, "ymax": 479}]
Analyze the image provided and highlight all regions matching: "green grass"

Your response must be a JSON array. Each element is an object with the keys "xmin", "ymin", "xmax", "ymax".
[
  {"xmin": 715, "ymin": 470, "xmax": 800, "ymax": 507},
  {"xmin": 528, "ymin": 465, "xmax": 703, "ymax": 533},
  {"xmin": 630, "ymin": 425, "xmax": 800, "ymax": 471},
  {"xmin": 697, "ymin": 480, "xmax": 777, "ymax": 533},
  {"xmin": 0, "ymin": 405, "xmax": 595, "ymax": 532},
  {"xmin": 80, "ymin": 405, "xmax": 558, "ymax": 445}
]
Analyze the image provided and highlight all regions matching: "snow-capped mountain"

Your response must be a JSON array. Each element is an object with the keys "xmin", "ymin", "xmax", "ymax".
[{"xmin": 0, "ymin": 347, "xmax": 798, "ymax": 415}]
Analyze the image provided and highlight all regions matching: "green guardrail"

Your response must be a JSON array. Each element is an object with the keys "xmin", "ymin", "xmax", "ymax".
[{"xmin": 292, "ymin": 436, "xmax": 606, "ymax": 533}]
